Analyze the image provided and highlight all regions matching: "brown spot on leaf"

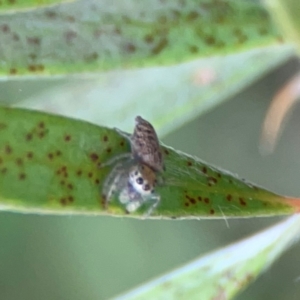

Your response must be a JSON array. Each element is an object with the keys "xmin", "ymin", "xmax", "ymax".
[
  {"xmin": 198, "ymin": 196, "xmax": 202, "ymax": 202},
  {"xmin": 90, "ymin": 153, "xmax": 99, "ymax": 162},
  {"xmin": 88, "ymin": 172, "xmax": 93, "ymax": 178},
  {"xmin": 9, "ymin": 68, "xmax": 17, "ymax": 75},
  {"xmin": 226, "ymin": 194, "xmax": 232, "ymax": 201},
  {"xmin": 60, "ymin": 198, "xmax": 67, "ymax": 205},
  {"xmin": 152, "ymin": 37, "xmax": 168, "ymax": 55},
  {"xmin": 106, "ymin": 147, "xmax": 112, "ymax": 153},
  {"xmin": 67, "ymin": 183, "xmax": 73, "ymax": 190},
  {"xmin": 184, "ymin": 202, "xmax": 190, "ymax": 207},
  {"xmin": 60, "ymin": 180, "xmax": 65, "ymax": 186},
  {"xmin": 48, "ymin": 153, "xmax": 54, "ymax": 160},
  {"xmin": 56, "ymin": 150, "xmax": 61, "ymax": 156},
  {"xmin": 1, "ymin": 24, "xmax": 10, "ymax": 33},
  {"xmin": 239, "ymin": 197, "xmax": 246, "ymax": 206},
  {"xmin": 28, "ymin": 65, "xmax": 37, "ymax": 72},
  {"xmin": 76, "ymin": 170, "xmax": 82, "ymax": 176},
  {"xmin": 187, "ymin": 11, "xmax": 198, "ymax": 21},
  {"xmin": 210, "ymin": 209, "xmax": 215, "ymax": 215},
  {"xmin": 189, "ymin": 45, "xmax": 198, "ymax": 53},
  {"xmin": 187, "ymin": 161, "xmax": 192, "ymax": 167},
  {"xmin": 68, "ymin": 196, "xmax": 74, "ymax": 202},
  {"xmin": 5, "ymin": 145, "xmax": 12, "ymax": 154},
  {"xmin": 64, "ymin": 135, "xmax": 71, "ymax": 142},
  {"xmin": 164, "ymin": 149, "xmax": 169, "ymax": 155},
  {"xmin": 19, "ymin": 173, "xmax": 26, "ymax": 180},
  {"xmin": 144, "ymin": 34, "xmax": 154, "ymax": 44},
  {"xmin": 16, "ymin": 158, "xmax": 23, "ymax": 166},
  {"xmin": 124, "ymin": 43, "xmax": 136, "ymax": 53},
  {"xmin": 1, "ymin": 167, "xmax": 7, "ymax": 174},
  {"xmin": 27, "ymin": 152, "xmax": 33, "ymax": 159},
  {"xmin": 202, "ymin": 166, "xmax": 207, "ymax": 174},
  {"xmin": 26, "ymin": 133, "xmax": 33, "ymax": 141},
  {"xmin": 204, "ymin": 198, "xmax": 210, "ymax": 204},
  {"xmin": 45, "ymin": 11, "xmax": 57, "ymax": 19},
  {"xmin": 189, "ymin": 198, "xmax": 196, "ymax": 204},
  {"xmin": 103, "ymin": 135, "xmax": 108, "ymax": 142},
  {"xmin": 85, "ymin": 52, "xmax": 98, "ymax": 62},
  {"xmin": 27, "ymin": 37, "xmax": 41, "ymax": 46},
  {"xmin": 95, "ymin": 179, "xmax": 100, "ymax": 185},
  {"xmin": 38, "ymin": 121, "xmax": 45, "ymax": 129},
  {"xmin": 38, "ymin": 131, "xmax": 45, "ymax": 139}
]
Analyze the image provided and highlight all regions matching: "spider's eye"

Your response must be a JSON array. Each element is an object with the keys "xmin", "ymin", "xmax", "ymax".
[
  {"xmin": 134, "ymin": 171, "xmax": 138, "ymax": 176},
  {"xmin": 143, "ymin": 184, "xmax": 150, "ymax": 191},
  {"xmin": 136, "ymin": 177, "xmax": 143, "ymax": 185}
]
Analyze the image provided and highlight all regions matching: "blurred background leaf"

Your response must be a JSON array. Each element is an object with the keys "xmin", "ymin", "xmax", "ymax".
[
  {"xmin": 0, "ymin": 0, "xmax": 72, "ymax": 13},
  {"xmin": 117, "ymin": 215, "xmax": 300, "ymax": 300},
  {"xmin": 0, "ymin": 0, "xmax": 285, "ymax": 77}
]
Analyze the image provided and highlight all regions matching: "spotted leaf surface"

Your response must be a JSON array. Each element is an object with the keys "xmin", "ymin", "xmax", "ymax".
[
  {"xmin": 0, "ymin": 107, "xmax": 299, "ymax": 218},
  {"xmin": 117, "ymin": 215, "xmax": 300, "ymax": 299},
  {"xmin": 0, "ymin": 0, "xmax": 281, "ymax": 77}
]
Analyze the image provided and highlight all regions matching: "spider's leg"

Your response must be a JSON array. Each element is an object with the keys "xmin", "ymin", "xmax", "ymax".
[
  {"xmin": 144, "ymin": 194, "xmax": 161, "ymax": 217},
  {"xmin": 100, "ymin": 153, "xmax": 131, "ymax": 168},
  {"xmin": 102, "ymin": 162, "xmax": 127, "ymax": 204}
]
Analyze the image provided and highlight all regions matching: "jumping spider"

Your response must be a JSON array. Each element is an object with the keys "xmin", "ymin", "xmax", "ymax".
[{"xmin": 101, "ymin": 116, "xmax": 164, "ymax": 214}]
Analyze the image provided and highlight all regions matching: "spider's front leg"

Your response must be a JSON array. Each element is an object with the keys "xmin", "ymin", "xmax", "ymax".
[
  {"xmin": 101, "ymin": 162, "xmax": 128, "ymax": 207},
  {"xmin": 144, "ymin": 194, "xmax": 161, "ymax": 217}
]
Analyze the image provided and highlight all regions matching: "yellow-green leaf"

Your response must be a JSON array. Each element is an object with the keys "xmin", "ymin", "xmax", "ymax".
[{"xmin": 0, "ymin": 106, "xmax": 299, "ymax": 218}]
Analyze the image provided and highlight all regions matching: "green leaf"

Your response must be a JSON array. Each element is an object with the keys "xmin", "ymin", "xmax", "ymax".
[
  {"xmin": 265, "ymin": 0, "xmax": 300, "ymax": 51},
  {"xmin": 0, "ymin": 106, "xmax": 299, "ymax": 218},
  {"xmin": 0, "ymin": 0, "xmax": 282, "ymax": 77},
  {"xmin": 0, "ymin": 0, "xmax": 72, "ymax": 13},
  {"xmin": 116, "ymin": 215, "xmax": 300, "ymax": 299}
]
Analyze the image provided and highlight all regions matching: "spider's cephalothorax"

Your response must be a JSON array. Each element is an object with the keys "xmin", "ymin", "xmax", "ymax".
[{"xmin": 101, "ymin": 116, "xmax": 164, "ymax": 215}]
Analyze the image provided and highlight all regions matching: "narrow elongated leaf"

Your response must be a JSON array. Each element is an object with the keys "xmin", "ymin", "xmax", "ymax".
[
  {"xmin": 0, "ymin": 0, "xmax": 281, "ymax": 77},
  {"xmin": 116, "ymin": 215, "xmax": 300, "ymax": 299},
  {"xmin": 0, "ymin": 106, "xmax": 299, "ymax": 218},
  {"xmin": 0, "ymin": 0, "xmax": 72, "ymax": 13}
]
